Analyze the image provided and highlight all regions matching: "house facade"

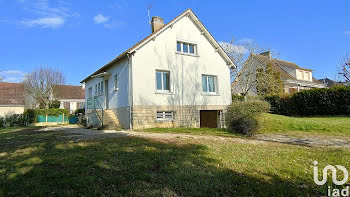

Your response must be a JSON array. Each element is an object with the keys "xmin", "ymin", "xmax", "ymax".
[
  {"xmin": 81, "ymin": 9, "xmax": 234, "ymax": 130},
  {"xmin": 232, "ymin": 51, "xmax": 326, "ymax": 96}
]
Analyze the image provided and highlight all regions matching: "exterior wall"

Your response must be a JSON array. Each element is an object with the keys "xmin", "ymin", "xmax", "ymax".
[
  {"xmin": 84, "ymin": 57, "xmax": 130, "ymax": 128},
  {"xmin": 131, "ymin": 15, "xmax": 231, "ymax": 109},
  {"xmin": 111, "ymin": 107, "xmax": 130, "ymax": 129},
  {"xmin": 0, "ymin": 106, "xmax": 24, "ymax": 117},
  {"xmin": 132, "ymin": 105, "xmax": 227, "ymax": 129}
]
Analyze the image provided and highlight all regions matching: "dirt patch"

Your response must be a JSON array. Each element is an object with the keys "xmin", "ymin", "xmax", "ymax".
[{"xmin": 34, "ymin": 126, "xmax": 350, "ymax": 148}]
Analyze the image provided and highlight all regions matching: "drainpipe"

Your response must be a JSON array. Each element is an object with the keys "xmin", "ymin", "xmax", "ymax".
[{"xmin": 127, "ymin": 53, "xmax": 133, "ymax": 130}]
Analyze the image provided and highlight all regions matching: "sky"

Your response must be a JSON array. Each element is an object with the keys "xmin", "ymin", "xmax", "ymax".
[{"xmin": 0, "ymin": 0, "xmax": 349, "ymax": 85}]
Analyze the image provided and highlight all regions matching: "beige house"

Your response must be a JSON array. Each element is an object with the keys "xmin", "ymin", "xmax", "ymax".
[
  {"xmin": 0, "ymin": 82, "xmax": 85, "ymax": 116},
  {"xmin": 232, "ymin": 51, "xmax": 325, "ymax": 95},
  {"xmin": 0, "ymin": 82, "xmax": 25, "ymax": 117},
  {"xmin": 81, "ymin": 9, "xmax": 234, "ymax": 129}
]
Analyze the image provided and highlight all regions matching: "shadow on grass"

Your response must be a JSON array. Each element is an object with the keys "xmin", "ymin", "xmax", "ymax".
[{"xmin": 0, "ymin": 127, "xmax": 321, "ymax": 196}]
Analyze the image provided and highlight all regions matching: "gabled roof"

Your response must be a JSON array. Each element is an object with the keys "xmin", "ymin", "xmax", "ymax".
[
  {"xmin": 81, "ymin": 8, "xmax": 235, "ymax": 83},
  {"xmin": 0, "ymin": 82, "xmax": 25, "ymax": 105},
  {"xmin": 55, "ymin": 85, "xmax": 85, "ymax": 100},
  {"xmin": 253, "ymin": 54, "xmax": 323, "ymax": 84}
]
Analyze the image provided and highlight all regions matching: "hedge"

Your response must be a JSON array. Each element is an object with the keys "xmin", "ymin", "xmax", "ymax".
[
  {"xmin": 263, "ymin": 86, "xmax": 350, "ymax": 116},
  {"xmin": 35, "ymin": 108, "xmax": 69, "ymax": 117}
]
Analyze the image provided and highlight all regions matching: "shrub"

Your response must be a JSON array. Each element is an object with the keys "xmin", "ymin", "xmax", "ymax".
[
  {"xmin": 225, "ymin": 99, "xmax": 270, "ymax": 136},
  {"xmin": 263, "ymin": 94, "xmax": 292, "ymax": 115},
  {"xmin": 36, "ymin": 108, "xmax": 69, "ymax": 117},
  {"xmin": 0, "ymin": 117, "xmax": 4, "ymax": 127},
  {"xmin": 24, "ymin": 109, "xmax": 36, "ymax": 123},
  {"xmin": 49, "ymin": 100, "xmax": 61, "ymax": 109},
  {"xmin": 232, "ymin": 94, "xmax": 245, "ymax": 102}
]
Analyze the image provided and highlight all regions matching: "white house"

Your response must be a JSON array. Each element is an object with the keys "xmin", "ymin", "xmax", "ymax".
[{"xmin": 81, "ymin": 9, "xmax": 234, "ymax": 129}]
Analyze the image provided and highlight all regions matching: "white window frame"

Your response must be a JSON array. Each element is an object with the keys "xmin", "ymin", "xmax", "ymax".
[
  {"xmin": 156, "ymin": 70, "xmax": 170, "ymax": 92},
  {"xmin": 176, "ymin": 41, "xmax": 197, "ymax": 55},
  {"xmin": 202, "ymin": 75, "xmax": 218, "ymax": 94},
  {"xmin": 95, "ymin": 84, "xmax": 98, "ymax": 96},
  {"xmin": 156, "ymin": 111, "xmax": 174, "ymax": 121}
]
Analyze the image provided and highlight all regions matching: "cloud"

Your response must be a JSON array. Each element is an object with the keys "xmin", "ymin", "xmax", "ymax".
[
  {"xmin": 0, "ymin": 70, "xmax": 27, "ymax": 83},
  {"xmin": 219, "ymin": 41, "xmax": 249, "ymax": 54},
  {"xmin": 21, "ymin": 17, "xmax": 64, "ymax": 28},
  {"xmin": 93, "ymin": 14, "xmax": 109, "ymax": 24},
  {"xmin": 344, "ymin": 30, "xmax": 350, "ymax": 35},
  {"xmin": 20, "ymin": 0, "xmax": 77, "ymax": 29}
]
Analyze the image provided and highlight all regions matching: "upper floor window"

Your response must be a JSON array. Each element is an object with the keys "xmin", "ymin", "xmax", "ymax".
[
  {"xmin": 177, "ymin": 41, "xmax": 196, "ymax": 55},
  {"xmin": 202, "ymin": 75, "xmax": 217, "ymax": 93},
  {"xmin": 156, "ymin": 71, "xmax": 170, "ymax": 91}
]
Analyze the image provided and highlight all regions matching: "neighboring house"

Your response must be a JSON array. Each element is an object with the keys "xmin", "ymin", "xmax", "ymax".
[
  {"xmin": 55, "ymin": 85, "xmax": 85, "ymax": 114},
  {"xmin": 0, "ymin": 82, "xmax": 25, "ymax": 117},
  {"xmin": 81, "ymin": 9, "xmax": 234, "ymax": 129},
  {"xmin": 318, "ymin": 78, "xmax": 338, "ymax": 87},
  {"xmin": 232, "ymin": 51, "xmax": 326, "ymax": 95},
  {"xmin": 318, "ymin": 78, "xmax": 349, "ymax": 87},
  {"xmin": 0, "ymin": 82, "xmax": 85, "ymax": 115}
]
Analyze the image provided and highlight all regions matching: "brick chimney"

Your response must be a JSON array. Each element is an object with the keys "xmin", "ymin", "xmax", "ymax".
[
  {"xmin": 151, "ymin": 16, "xmax": 164, "ymax": 33},
  {"xmin": 260, "ymin": 51, "xmax": 271, "ymax": 59}
]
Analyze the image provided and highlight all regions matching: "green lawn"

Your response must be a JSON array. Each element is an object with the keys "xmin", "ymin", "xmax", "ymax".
[
  {"xmin": 258, "ymin": 113, "xmax": 350, "ymax": 137},
  {"xmin": 0, "ymin": 126, "xmax": 349, "ymax": 196},
  {"xmin": 141, "ymin": 113, "xmax": 350, "ymax": 137}
]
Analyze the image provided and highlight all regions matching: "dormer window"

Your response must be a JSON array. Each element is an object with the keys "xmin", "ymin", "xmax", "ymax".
[{"xmin": 177, "ymin": 41, "xmax": 197, "ymax": 55}]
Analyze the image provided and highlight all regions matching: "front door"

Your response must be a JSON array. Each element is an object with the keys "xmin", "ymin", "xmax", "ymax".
[
  {"xmin": 104, "ymin": 79, "xmax": 109, "ymax": 109},
  {"xmin": 200, "ymin": 110, "xmax": 218, "ymax": 128}
]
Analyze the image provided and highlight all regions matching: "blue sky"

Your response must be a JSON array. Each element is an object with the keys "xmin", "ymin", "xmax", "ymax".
[{"xmin": 0, "ymin": 0, "xmax": 349, "ymax": 85}]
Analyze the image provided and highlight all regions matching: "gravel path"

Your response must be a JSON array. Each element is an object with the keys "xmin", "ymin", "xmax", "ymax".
[{"xmin": 41, "ymin": 126, "xmax": 350, "ymax": 148}]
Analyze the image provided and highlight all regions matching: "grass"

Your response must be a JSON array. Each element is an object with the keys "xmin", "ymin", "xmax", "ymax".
[
  {"xmin": 258, "ymin": 113, "xmax": 350, "ymax": 137},
  {"xmin": 0, "ymin": 126, "xmax": 349, "ymax": 196},
  {"xmin": 141, "ymin": 113, "xmax": 350, "ymax": 137}
]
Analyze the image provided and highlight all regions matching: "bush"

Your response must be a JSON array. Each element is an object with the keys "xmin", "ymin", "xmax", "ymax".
[
  {"xmin": 24, "ymin": 109, "xmax": 36, "ymax": 123},
  {"xmin": 225, "ymin": 99, "xmax": 270, "ymax": 136},
  {"xmin": 0, "ymin": 117, "xmax": 4, "ymax": 127},
  {"xmin": 263, "ymin": 94, "xmax": 292, "ymax": 115},
  {"xmin": 3, "ymin": 114, "xmax": 29, "ymax": 127},
  {"xmin": 49, "ymin": 100, "xmax": 61, "ymax": 109},
  {"xmin": 263, "ymin": 86, "xmax": 350, "ymax": 116},
  {"xmin": 232, "ymin": 94, "xmax": 245, "ymax": 102}
]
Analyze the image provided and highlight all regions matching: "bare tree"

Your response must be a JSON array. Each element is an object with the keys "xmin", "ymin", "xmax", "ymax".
[
  {"xmin": 220, "ymin": 38, "xmax": 276, "ymax": 95},
  {"xmin": 0, "ymin": 76, "xmax": 2, "ymax": 82},
  {"xmin": 23, "ymin": 67, "xmax": 66, "ymax": 109},
  {"xmin": 339, "ymin": 55, "xmax": 350, "ymax": 82}
]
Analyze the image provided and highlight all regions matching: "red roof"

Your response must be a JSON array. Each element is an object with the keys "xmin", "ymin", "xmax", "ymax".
[
  {"xmin": 0, "ymin": 82, "xmax": 25, "ymax": 105},
  {"xmin": 0, "ymin": 83, "xmax": 84, "ymax": 105},
  {"xmin": 54, "ymin": 85, "xmax": 85, "ymax": 100}
]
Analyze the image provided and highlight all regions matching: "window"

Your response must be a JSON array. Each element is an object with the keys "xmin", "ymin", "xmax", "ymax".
[
  {"xmin": 95, "ymin": 81, "xmax": 104, "ymax": 95},
  {"xmin": 305, "ymin": 72, "xmax": 310, "ymax": 80},
  {"xmin": 114, "ymin": 74, "xmax": 118, "ymax": 90},
  {"xmin": 202, "ymin": 75, "xmax": 217, "ymax": 93},
  {"xmin": 156, "ymin": 71, "xmax": 170, "ymax": 91},
  {"xmin": 88, "ymin": 87, "xmax": 92, "ymax": 98},
  {"xmin": 157, "ymin": 111, "xmax": 173, "ymax": 121},
  {"xmin": 176, "ymin": 41, "xmax": 196, "ymax": 55},
  {"xmin": 299, "ymin": 70, "xmax": 304, "ymax": 80}
]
